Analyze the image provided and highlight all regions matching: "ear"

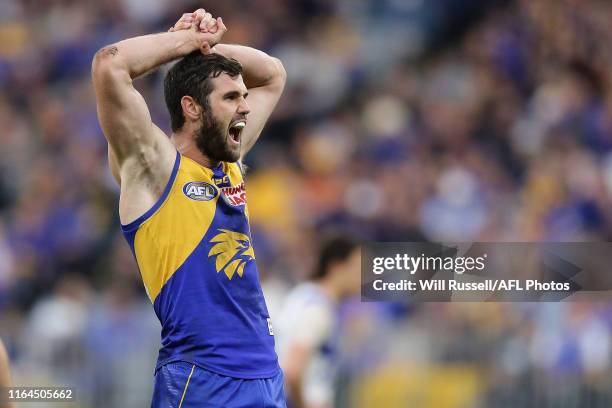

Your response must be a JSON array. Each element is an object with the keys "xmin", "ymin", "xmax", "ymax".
[{"xmin": 180, "ymin": 96, "xmax": 202, "ymax": 123}]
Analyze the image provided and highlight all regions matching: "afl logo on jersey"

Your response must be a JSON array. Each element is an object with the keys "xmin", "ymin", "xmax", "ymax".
[{"xmin": 183, "ymin": 182, "xmax": 218, "ymax": 201}]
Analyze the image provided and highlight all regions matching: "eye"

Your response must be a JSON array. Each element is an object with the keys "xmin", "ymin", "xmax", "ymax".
[{"xmin": 224, "ymin": 92, "xmax": 248, "ymax": 101}]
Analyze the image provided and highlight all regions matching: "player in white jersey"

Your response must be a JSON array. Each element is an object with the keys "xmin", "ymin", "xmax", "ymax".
[{"xmin": 275, "ymin": 235, "xmax": 360, "ymax": 408}]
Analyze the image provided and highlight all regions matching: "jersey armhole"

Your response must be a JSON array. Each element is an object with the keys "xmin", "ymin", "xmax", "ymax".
[{"xmin": 121, "ymin": 151, "xmax": 181, "ymax": 233}]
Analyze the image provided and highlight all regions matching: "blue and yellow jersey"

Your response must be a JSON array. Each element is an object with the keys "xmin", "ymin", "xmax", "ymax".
[{"xmin": 121, "ymin": 152, "xmax": 279, "ymax": 379}]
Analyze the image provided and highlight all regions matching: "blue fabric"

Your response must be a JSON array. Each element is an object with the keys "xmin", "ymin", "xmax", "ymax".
[
  {"xmin": 121, "ymin": 156, "xmax": 280, "ymax": 379},
  {"xmin": 151, "ymin": 163, "xmax": 278, "ymax": 378},
  {"xmin": 152, "ymin": 361, "xmax": 287, "ymax": 408}
]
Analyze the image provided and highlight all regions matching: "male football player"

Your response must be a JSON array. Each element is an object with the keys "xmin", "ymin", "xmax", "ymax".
[{"xmin": 92, "ymin": 9, "xmax": 286, "ymax": 407}]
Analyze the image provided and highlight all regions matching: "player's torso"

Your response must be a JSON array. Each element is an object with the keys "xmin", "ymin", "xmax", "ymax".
[{"xmin": 121, "ymin": 152, "xmax": 279, "ymax": 379}]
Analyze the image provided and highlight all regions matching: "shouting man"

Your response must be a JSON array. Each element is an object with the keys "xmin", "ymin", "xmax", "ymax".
[{"xmin": 92, "ymin": 9, "xmax": 287, "ymax": 407}]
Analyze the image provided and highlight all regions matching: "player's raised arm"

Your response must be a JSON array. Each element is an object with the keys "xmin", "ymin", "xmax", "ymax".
[
  {"xmin": 91, "ymin": 11, "xmax": 226, "ymax": 167},
  {"xmin": 212, "ymin": 44, "xmax": 286, "ymax": 159}
]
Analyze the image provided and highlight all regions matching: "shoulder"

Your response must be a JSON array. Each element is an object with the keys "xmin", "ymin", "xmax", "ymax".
[
  {"xmin": 279, "ymin": 288, "xmax": 334, "ymax": 347},
  {"xmin": 283, "ymin": 284, "xmax": 334, "ymax": 326}
]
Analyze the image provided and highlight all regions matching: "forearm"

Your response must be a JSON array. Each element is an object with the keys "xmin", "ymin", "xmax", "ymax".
[
  {"xmin": 287, "ymin": 378, "xmax": 306, "ymax": 408},
  {"xmin": 214, "ymin": 44, "xmax": 285, "ymax": 89},
  {"xmin": 0, "ymin": 364, "xmax": 12, "ymax": 408},
  {"xmin": 94, "ymin": 30, "xmax": 199, "ymax": 79},
  {"xmin": 0, "ymin": 340, "xmax": 13, "ymax": 402}
]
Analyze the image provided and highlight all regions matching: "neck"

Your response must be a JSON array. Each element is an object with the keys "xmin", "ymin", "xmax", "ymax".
[{"xmin": 171, "ymin": 131, "xmax": 220, "ymax": 169}]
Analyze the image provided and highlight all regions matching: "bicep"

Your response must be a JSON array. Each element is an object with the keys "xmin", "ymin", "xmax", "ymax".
[
  {"xmin": 94, "ymin": 62, "xmax": 176, "ymax": 195},
  {"xmin": 92, "ymin": 53, "xmax": 159, "ymax": 163},
  {"xmin": 94, "ymin": 75, "xmax": 154, "ymax": 158}
]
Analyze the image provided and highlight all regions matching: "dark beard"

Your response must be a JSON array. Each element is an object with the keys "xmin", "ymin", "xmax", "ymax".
[{"xmin": 195, "ymin": 109, "xmax": 240, "ymax": 163}]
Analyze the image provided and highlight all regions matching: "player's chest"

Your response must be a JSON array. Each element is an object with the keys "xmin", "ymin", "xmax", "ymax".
[{"xmin": 179, "ymin": 173, "xmax": 248, "ymax": 216}]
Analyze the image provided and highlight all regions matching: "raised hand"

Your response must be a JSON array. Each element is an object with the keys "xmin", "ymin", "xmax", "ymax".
[
  {"xmin": 169, "ymin": 9, "xmax": 226, "ymax": 55},
  {"xmin": 193, "ymin": 9, "xmax": 220, "ymax": 33},
  {"xmin": 168, "ymin": 12, "xmax": 195, "ymax": 32}
]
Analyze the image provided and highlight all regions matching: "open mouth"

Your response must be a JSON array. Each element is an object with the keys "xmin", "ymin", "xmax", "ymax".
[{"xmin": 228, "ymin": 120, "xmax": 246, "ymax": 145}]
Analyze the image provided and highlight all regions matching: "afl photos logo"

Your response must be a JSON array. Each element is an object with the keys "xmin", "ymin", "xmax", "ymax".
[{"xmin": 183, "ymin": 182, "xmax": 218, "ymax": 201}]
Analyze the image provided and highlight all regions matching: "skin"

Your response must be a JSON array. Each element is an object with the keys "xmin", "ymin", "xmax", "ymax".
[
  {"xmin": 183, "ymin": 73, "xmax": 250, "ymax": 164},
  {"xmin": 194, "ymin": 81, "xmax": 247, "ymax": 164},
  {"xmin": 93, "ymin": 9, "xmax": 286, "ymax": 225},
  {"xmin": 0, "ymin": 339, "xmax": 14, "ymax": 408},
  {"xmin": 282, "ymin": 247, "xmax": 362, "ymax": 408}
]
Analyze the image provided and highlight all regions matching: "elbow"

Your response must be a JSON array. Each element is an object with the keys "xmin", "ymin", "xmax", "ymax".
[
  {"xmin": 272, "ymin": 57, "xmax": 287, "ymax": 85},
  {"xmin": 92, "ymin": 45, "xmax": 126, "ymax": 80},
  {"xmin": 260, "ymin": 57, "xmax": 287, "ymax": 94},
  {"xmin": 92, "ymin": 45, "xmax": 132, "ymax": 89}
]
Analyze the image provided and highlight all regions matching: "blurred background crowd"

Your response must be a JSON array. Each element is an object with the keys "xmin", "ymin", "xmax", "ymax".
[{"xmin": 2, "ymin": 0, "xmax": 612, "ymax": 406}]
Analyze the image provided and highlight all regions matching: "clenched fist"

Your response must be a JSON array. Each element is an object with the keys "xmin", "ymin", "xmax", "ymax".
[{"xmin": 169, "ymin": 9, "xmax": 226, "ymax": 55}]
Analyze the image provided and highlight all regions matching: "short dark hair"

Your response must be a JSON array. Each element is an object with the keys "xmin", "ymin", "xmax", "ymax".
[
  {"xmin": 164, "ymin": 51, "xmax": 242, "ymax": 132},
  {"xmin": 312, "ymin": 234, "xmax": 360, "ymax": 280}
]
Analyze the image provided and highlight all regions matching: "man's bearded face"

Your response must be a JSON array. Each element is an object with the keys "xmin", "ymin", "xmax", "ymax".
[{"xmin": 195, "ymin": 106, "xmax": 241, "ymax": 163}]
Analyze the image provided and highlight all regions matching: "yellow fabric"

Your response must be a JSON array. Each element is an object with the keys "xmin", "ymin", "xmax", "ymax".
[
  {"xmin": 178, "ymin": 364, "xmax": 196, "ymax": 408},
  {"xmin": 133, "ymin": 156, "xmax": 241, "ymax": 302},
  {"xmin": 208, "ymin": 229, "xmax": 255, "ymax": 280}
]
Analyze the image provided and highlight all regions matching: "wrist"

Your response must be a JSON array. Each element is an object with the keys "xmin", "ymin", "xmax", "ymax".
[
  {"xmin": 173, "ymin": 29, "xmax": 224, "ymax": 55},
  {"xmin": 185, "ymin": 29, "xmax": 203, "ymax": 52},
  {"xmin": 169, "ymin": 29, "xmax": 201, "ymax": 54}
]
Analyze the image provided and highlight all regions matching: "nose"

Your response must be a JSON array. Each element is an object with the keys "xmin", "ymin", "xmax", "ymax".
[{"xmin": 238, "ymin": 98, "xmax": 250, "ymax": 115}]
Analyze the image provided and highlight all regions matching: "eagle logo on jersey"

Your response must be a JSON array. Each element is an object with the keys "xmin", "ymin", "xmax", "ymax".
[{"xmin": 208, "ymin": 229, "xmax": 255, "ymax": 280}]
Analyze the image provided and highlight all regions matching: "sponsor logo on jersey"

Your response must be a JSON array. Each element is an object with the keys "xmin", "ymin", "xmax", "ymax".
[
  {"xmin": 208, "ymin": 229, "xmax": 255, "ymax": 280},
  {"xmin": 183, "ymin": 182, "xmax": 218, "ymax": 201},
  {"xmin": 221, "ymin": 182, "xmax": 247, "ymax": 206},
  {"xmin": 213, "ymin": 175, "xmax": 230, "ymax": 186}
]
